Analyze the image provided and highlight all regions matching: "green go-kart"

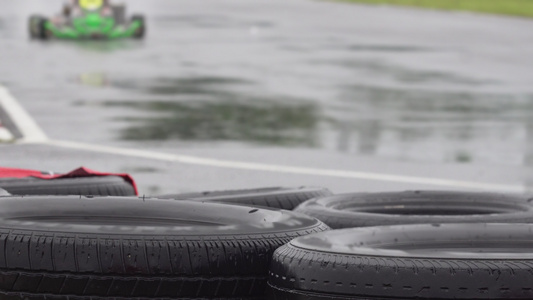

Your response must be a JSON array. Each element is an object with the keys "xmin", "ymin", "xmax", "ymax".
[{"xmin": 29, "ymin": 3, "xmax": 145, "ymax": 40}]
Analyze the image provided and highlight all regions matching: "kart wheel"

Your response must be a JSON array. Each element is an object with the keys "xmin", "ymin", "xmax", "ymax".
[
  {"xmin": 112, "ymin": 4, "xmax": 126, "ymax": 25},
  {"xmin": 28, "ymin": 15, "xmax": 46, "ymax": 39},
  {"xmin": 131, "ymin": 14, "xmax": 146, "ymax": 39},
  {"xmin": 43, "ymin": 28, "xmax": 54, "ymax": 40}
]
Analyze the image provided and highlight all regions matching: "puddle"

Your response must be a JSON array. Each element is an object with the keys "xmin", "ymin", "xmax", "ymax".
[
  {"xmin": 318, "ymin": 59, "xmax": 497, "ymax": 86},
  {"xmin": 339, "ymin": 85, "xmax": 533, "ymax": 119},
  {"xmin": 106, "ymin": 99, "xmax": 319, "ymax": 146},
  {"xmin": 105, "ymin": 75, "xmax": 317, "ymax": 145},
  {"xmin": 95, "ymin": 72, "xmax": 533, "ymax": 166},
  {"xmin": 329, "ymin": 84, "xmax": 533, "ymax": 164},
  {"xmin": 76, "ymin": 74, "xmax": 320, "ymax": 146}
]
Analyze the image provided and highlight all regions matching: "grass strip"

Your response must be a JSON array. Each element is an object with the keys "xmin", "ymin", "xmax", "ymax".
[{"xmin": 340, "ymin": 0, "xmax": 533, "ymax": 18}]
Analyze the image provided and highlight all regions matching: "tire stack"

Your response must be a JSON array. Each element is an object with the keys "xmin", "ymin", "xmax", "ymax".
[
  {"xmin": 0, "ymin": 177, "xmax": 332, "ymax": 299},
  {"xmin": 268, "ymin": 191, "xmax": 533, "ymax": 299},
  {"xmin": 4, "ymin": 171, "xmax": 533, "ymax": 300}
]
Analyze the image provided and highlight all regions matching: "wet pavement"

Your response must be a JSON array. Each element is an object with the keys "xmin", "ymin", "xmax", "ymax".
[{"xmin": 1, "ymin": 0, "xmax": 533, "ymax": 194}]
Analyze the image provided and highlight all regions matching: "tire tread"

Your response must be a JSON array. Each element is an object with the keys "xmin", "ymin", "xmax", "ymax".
[
  {"xmin": 0, "ymin": 223, "xmax": 329, "ymax": 298},
  {"xmin": 0, "ymin": 177, "xmax": 136, "ymax": 196}
]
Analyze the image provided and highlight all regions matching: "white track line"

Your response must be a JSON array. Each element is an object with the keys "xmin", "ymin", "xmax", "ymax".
[
  {"xmin": 0, "ymin": 86, "xmax": 48, "ymax": 143},
  {"xmin": 46, "ymin": 139, "xmax": 524, "ymax": 193},
  {"xmin": 0, "ymin": 85, "xmax": 524, "ymax": 192},
  {"xmin": 0, "ymin": 123, "xmax": 13, "ymax": 141}
]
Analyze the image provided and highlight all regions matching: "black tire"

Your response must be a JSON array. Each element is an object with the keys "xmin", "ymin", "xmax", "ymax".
[
  {"xmin": 28, "ymin": 15, "xmax": 41, "ymax": 39},
  {"xmin": 131, "ymin": 14, "xmax": 145, "ymax": 39},
  {"xmin": 294, "ymin": 190, "xmax": 533, "ymax": 228},
  {"xmin": 0, "ymin": 176, "xmax": 136, "ymax": 196},
  {"xmin": 0, "ymin": 196, "xmax": 329, "ymax": 299},
  {"xmin": 157, "ymin": 187, "xmax": 333, "ymax": 210},
  {"xmin": 269, "ymin": 223, "xmax": 533, "ymax": 299},
  {"xmin": 111, "ymin": 4, "xmax": 126, "ymax": 25},
  {"xmin": 28, "ymin": 15, "xmax": 47, "ymax": 39}
]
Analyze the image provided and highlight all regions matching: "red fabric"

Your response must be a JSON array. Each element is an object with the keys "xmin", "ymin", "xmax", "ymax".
[
  {"xmin": 0, "ymin": 167, "xmax": 45, "ymax": 178},
  {"xmin": 0, "ymin": 167, "xmax": 138, "ymax": 195}
]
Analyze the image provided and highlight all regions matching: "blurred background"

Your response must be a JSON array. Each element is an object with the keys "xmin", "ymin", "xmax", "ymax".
[{"xmin": 1, "ymin": 0, "xmax": 532, "ymax": 194}]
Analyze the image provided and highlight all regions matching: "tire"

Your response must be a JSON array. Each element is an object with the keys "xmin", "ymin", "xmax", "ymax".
[
  {"xmin": 0, "ymin": 176, "xmax": 136, "ymax": 196},
  {"xmin": 111, "ymin": 4, "xmax": 126, "ymax": 25},
  {"xmin": 131, "ymin": 14, "xmax": 145, "ymax": 39},
  {"xmin": 0, "ymin": 196, "xmax": 329, "ymax": 299},
  {"xmin": 157, "ymin": 187, "xmax": 333, "ymax": 210},
  {"xmin": 28, "ymin": 15, "xmax": 46, "ymax": 39},
  {"xmin": 269, "ymin": 223, "xmax": 533, "ymax": 299},
  {"xmin": 294, "ymin": 190, "xmax": 533, "ymax": 228}
]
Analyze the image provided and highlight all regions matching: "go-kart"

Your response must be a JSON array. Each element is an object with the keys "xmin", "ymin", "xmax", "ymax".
[{"xmin": 29, "ymin": 2, "xmax": 145, "ymax": 40}]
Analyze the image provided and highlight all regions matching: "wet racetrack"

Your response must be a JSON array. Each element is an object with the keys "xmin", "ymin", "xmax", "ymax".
[{"xmin": 1, "ymin": 0, "xmax": 533, "ymax": 194}]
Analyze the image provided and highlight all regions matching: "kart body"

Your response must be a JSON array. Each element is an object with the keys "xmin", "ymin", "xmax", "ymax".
[{"xmin": 29, "ymin": 4, "xmax": 145, "ymax": 40}]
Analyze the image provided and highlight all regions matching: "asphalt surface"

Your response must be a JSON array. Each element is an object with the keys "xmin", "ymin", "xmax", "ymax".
[{"xmin": 0, "ymin": 0, "xmax": 532, "ymax": 195}]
